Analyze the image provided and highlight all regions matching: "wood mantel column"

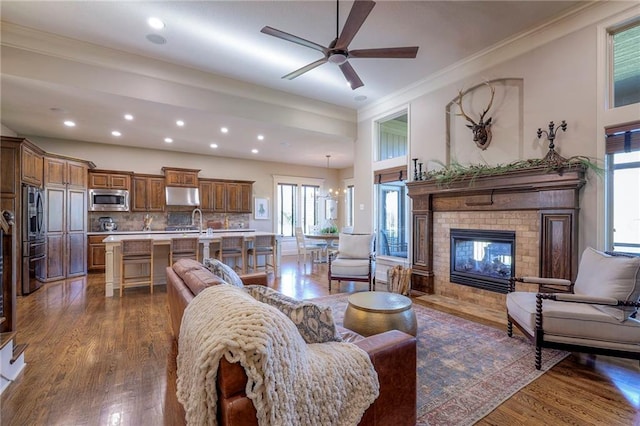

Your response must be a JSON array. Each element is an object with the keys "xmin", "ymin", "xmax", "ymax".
[{"xmin": 407, "ymin": 166, "xmax": 587, "ymax": 296}]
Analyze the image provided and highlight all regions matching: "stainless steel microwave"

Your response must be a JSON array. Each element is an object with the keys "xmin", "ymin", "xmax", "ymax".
[{"xmin": 89, "ymin": 189, "xmax": 130, "ymax": 212}]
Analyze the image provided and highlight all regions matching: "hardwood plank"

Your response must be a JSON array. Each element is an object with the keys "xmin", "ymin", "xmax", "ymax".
[{"xmin": 1, "ymin": 256, "xmax": 638, "ymax": 425}]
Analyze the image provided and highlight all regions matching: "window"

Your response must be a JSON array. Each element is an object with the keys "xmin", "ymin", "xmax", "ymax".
[
  {"xmin": 375, "ymin": 180, "xmax": 408, "ymax": 259},
  {"xmin": 606, "ymin": 121, "xmax": 640, "ymax": 254},
  {"xmin": 345, "ymin": 185, "xmax": 354, "ymax": 228},
  {"xmin": 611, "ymin": 21, "xmax": 640, "ymax": 108},
  {"xmin": 376, "ymin": 111, "xmax": 408, "ymax": 161},
  {"xmin": 276, "ymin": 183, "xmax": 320, "ymax": 237}
]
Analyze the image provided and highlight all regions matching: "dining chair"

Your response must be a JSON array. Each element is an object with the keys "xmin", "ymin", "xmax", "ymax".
[
  {"xmin": 120, "ymin": 239, "xmax": 154, "ymax": 296},
  {"xmin": 294, "ymin": 227, "xmax": 323, "ymax": 267}
]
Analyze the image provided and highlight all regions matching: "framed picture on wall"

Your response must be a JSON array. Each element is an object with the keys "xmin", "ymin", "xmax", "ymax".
[{"xmin": 254, "ymin": 197, "xmax": 269, "ymax": 220}]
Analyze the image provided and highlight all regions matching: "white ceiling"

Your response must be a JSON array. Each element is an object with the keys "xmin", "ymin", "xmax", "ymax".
[{"xmin": 0, "ymin": 1, "xmax": 584, "ymax": 169}]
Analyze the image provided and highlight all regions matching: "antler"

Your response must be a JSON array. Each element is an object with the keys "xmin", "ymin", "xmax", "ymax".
[
  {"xmin": 454, "ymin": 90, "xmax": 477, "ymax": 126},
  {"xmin": 479, "ymin": 82, "xmax": 495, "ymax": 121}
]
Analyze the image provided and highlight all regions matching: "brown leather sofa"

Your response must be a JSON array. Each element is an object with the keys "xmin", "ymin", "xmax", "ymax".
[{"xmin": 167, "ymin": 260, "xmax": 417, "ymax": 425}]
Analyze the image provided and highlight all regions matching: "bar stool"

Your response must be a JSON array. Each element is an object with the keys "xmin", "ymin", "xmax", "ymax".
[
  {"xmin": 169, "ymin": 237, "xmax": 199, "ymax": 266},
  {"xmin": 247, "ymin": 234, "xmax": 276, "ymax": 274},
  {"xmin": 217, "ymin": 235, "xmax": 245, "ymax": 273},
  {"xmin": 120, "ymin": 239, "xmax": 154, "ymax": 296}
]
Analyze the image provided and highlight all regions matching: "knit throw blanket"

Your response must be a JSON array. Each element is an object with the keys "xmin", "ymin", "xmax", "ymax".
[{"xmin": 176, "ymin": 285, "xmax": 379, "ymax": 426}]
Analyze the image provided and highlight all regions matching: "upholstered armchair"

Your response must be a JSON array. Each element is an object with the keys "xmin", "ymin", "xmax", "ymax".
[
  {"xmin": 506, "ymin": 247, "xmax": 640, "ymax": 370},
  {"xmin": 328, "ymin": 233, "xmax": 376, "ymax": 292}
]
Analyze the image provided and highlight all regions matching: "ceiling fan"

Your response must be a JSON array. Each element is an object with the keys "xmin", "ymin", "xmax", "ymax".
[{"xmin": 261, "ymin": 0, "xmax": 419, "ymax": 90}]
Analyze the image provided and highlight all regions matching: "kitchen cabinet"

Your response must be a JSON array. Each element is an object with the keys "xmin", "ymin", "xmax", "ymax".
[
  {"xmin": 200, "ymin": 179, "xmax": 253, "ymax": 213},
  {"xmin": 88, "ymin": 235, "xmax": 107, "ymax": 272},
  {"xmin": 21, "ymin": 143, "xmax": 44, "ymax": 187},
  {"xmin": 44, "ymin": 155, "xmax": 90, "ymax": 281},
  {"xmin": 89, "ymin": 170, "xmax": 131, "ymax": 190},
  {"xmin": 44, "ymin": 156, "xmax": 87, "ymax": 189},
  {"xmin": 226, "ymin": 182, "xmax": 252, "ymax": 212},
  {"xmin": 198, "ymin": 179, "xmax": 215, "ymax": 212},
  {"xmin": 132, "ymin": 174, "xmax": 165, "ymax": 212},
  {"xmin": 162, "ymin": 167, "xmax": 199, "ymax": 187}
]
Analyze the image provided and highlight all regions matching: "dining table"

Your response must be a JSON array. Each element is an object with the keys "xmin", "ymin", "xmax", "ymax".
[{"xmin": 304, "ymin": 232, "xmax": 340, "ymax": 262}]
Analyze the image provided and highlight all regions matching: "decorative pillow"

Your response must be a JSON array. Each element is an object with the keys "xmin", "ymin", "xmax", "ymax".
[
  {"xmin": 574, "ymin": 247, "xmax": 640, "ymax": 321},
  {"xmin": 172, "ymin": 258, "xmax": 204, "ymax": 278},
  {"xmin": 182, "ymin": 268, "xmax": 226, "ymax": 295},
  {"xmin": 338, "ymin": 233, "xmax": 375, "ymax": 259},
  {"xmin": 203, "ymin": 258, "xmax": 244, "ymax": 288},
  {"xmin": 244, "ymin": 285, "xmax": 342, "ymax": 344}
]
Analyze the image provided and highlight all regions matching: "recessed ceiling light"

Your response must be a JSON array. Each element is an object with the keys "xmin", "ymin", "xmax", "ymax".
[
  {"xmin": 146, "ymin": 34, "xmax": 167, "ymax": 45},
  {"xmin": 147, "ymin": 17, "xmax": 165, "ymax": 30},
  {"xmin": 354, "ymin": 95, "xmax": 367, "ymax": 102},
  {"xmin": 251, "ymin": 149, "xmax": 259, "ymax": 154},
  {"xmin": 124, "ymin": 114, "xmax": 134, "ymax": 120},
  {"xmin": 176, "ymin": 120, "xmax": 185, "ymax": 127},
  {"xmin": 257, "ymin": 134, "xmax": 264, "ymax": 141},
  {"xmin": 111, "ymin": 131, "xmax": 122, "ymax": 137},
  {"xmin": 210, "ymin": 143, "xmax": 218, "ymax": 149},
  {"xmin": 220, "ymin": 127, "xmax": 229, "ymax": 133},
  {"xmin": 164, "ymin": 137, "xmax": 173, "ymax": 143},
  {"xmin": 63, "ymin": 120, "xmax": 76, "ymax": 127}
]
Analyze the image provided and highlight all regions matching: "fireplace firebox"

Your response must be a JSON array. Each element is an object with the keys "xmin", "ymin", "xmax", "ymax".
[{"xmin": 450, "ymin": 229, "xmax": 515, "ymax": 294}]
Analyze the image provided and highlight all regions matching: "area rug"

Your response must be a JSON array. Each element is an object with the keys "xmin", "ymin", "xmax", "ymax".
[{"xmin": 309, "ymin": 293, "xmax": 569, "ymax": 426}]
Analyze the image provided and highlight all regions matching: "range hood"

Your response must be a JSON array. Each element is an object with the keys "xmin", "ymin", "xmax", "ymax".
[{"xmin": 165, "ymin": 187, "xmax": 200, "ymax": 206}]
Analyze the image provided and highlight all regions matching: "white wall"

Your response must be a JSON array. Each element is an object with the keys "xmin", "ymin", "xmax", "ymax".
[
  {"xmin": 1, "ymin": 123, "xmax": 17, "ymax": 137},
  {"xmin": 354, "ymin": 2, "xmax": 638, "ymax": 253}
]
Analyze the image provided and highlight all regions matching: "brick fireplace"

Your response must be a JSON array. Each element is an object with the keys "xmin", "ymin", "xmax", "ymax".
[{"xmin": 407, "ymin": 165, "xmax": 586, "ymax": 310}]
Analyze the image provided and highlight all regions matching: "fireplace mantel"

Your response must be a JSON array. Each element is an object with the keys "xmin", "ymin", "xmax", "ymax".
[{"xmin": 406, "ymin": 165, "xmax": 587, "ymax": 295}]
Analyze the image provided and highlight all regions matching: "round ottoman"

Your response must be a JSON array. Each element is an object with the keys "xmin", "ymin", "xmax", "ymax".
[{"xmin": 343, "ymin": 291, "xmax": 417, "ymax": 337}]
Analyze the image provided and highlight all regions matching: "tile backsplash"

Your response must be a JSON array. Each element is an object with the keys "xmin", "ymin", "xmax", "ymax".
[{"xmin": 89, "ymin": 211, "xmax": 251, "ymax": 232}]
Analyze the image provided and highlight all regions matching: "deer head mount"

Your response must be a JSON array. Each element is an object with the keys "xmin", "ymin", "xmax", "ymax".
[{"xmin": 454, "ymin": 83, "xmax": 495, "ymax": 150}]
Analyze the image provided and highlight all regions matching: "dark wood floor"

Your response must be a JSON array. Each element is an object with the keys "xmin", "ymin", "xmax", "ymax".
[{"xmin": 2, "ymin": 257, "xmax": 639, "ymax": 425}]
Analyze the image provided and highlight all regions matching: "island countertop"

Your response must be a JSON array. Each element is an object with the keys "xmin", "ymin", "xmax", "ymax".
[
  {"xmin": 103, "ymin": 231, "xmax": 279, "ymax": 297},
  {"xmin": 88, "ymin": 229, "xmax": 256, "ymax": 236}
]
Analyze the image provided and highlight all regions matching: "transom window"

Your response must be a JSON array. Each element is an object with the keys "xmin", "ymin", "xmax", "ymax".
[{"xmin": 611, "ymin": 21, "xmax": 640, "ymax": 108}]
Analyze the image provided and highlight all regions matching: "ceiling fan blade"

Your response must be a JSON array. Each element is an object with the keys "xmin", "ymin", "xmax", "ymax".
[
  {"xmin": 339, "ymin": 61, "xmax": 364, "ymax": 90},
  {"xmin": 349, "ymin": 46, "xmax": 419, "ymax": 59},
  {"xmin": 335, "ymin": 0, "xmax": 376, "ymax": 50},
  {"xmin": 261, "ymin": 26, "xmax": 328, "ymax": 53},
  {"xmin": 283, "ymin": 58, "xmax": 329, "ymax": 80}
]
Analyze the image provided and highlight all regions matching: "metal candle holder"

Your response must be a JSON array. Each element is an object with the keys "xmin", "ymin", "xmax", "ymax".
[{"xmin": 537, "ymin": 120, "xmax": 568, "ymax": 167}]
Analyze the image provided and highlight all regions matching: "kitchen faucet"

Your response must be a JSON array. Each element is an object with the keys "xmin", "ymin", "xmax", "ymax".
[{"xmin": 191, "ymin": 208, "xmax": 203, "ymax": 234}]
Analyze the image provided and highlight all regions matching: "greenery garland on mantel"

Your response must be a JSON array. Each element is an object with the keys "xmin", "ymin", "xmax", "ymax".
[{"xmin": 422, "ymin": 155, "xmax": 603, "ymax": 187}]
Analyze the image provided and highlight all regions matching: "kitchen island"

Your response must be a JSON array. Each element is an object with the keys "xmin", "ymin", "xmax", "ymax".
[{"xmin": 103, "ymin": 231, "xmax": 278, "ymax": 297}]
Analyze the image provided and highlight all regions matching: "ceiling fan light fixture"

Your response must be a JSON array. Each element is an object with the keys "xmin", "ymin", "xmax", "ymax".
[{"xmin": 328, "ymin": 52, "xmax": 348, "ymax": 65}]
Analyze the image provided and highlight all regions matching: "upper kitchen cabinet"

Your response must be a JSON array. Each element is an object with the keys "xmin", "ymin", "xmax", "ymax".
[
  {"xmin": 21, "ymin": 142, "xmax": 45, "ymax": 188},
  {"xmin": 44, "ymin": 156, "xmax": 89, "ymax": 189},
  {"xmin": 1, "ymin": 136, "xmax": 44, "ymax": 190},
  {"xmin": 200, "ymin": 179, "xmax": 253, "ymax": 213},
  {"xmin": 132, "ymin": 174, "xmax": 165, "ymax": 212},
  {"xmin": 198, "ymin": 179, "xmax": 215, "ymax": 212},
  {"xmin": 226, "ymin": 182, "xmax": 253, "ymax": 213},
  {"xmin": 162, "ymin": 167, "xmax": 200, "ymax": 187},
  {"xmin": 89, "ymin": 169, "xmax": 132, "ymax": 190}
]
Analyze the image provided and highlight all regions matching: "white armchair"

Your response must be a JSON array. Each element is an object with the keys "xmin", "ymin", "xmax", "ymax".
[
  {"xmin": 506, "ymin": 247, "xmax": 640, "ymax": 369},
  {"xmin": 328, "ymin": 233, "xmax": 376, "ymax": 292}
]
